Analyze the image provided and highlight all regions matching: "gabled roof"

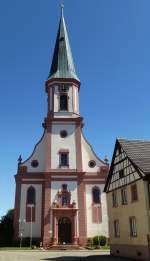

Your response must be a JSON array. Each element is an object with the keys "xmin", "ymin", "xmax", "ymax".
[
  {"xmin": 104, "ymin": 138, "xmax": 150, "ymax": 192},
  {"xmin": 48, "ymin": 7, "xmax": 79, "ymax": 82},
  {"xmin": 119, "ymin": 139, "xmax": 150, "ymax": 174}
]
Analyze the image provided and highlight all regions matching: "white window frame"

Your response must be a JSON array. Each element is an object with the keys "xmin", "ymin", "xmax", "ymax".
[
  {"xmin": 112, "ymin": 191, "xmax": 118, "ymax": 207},
  {"xmin": 114, "ymin": 219, "xmax": 120, "ymax": 238},
  {"xmin": 121, "ymin": 187, "xmax": 128, "ymax": 205},
  {"xmin": 129, "ymin": 216, "xmax": 137, "ymax": 237}
]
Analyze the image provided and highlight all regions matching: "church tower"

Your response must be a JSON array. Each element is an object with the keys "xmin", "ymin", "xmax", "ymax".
[{"xmin": 14, "ymin": 6, "xmax": 109, "ymax": 248}]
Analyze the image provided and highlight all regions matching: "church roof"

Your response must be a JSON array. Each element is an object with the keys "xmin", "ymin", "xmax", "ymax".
[
  {"xmin": 48, "ymin": 6, "xmax": 79, "ymax": 82},
  {"xmin": 118, "ymin": 139, "xmax": 150, "ymax": 174}
]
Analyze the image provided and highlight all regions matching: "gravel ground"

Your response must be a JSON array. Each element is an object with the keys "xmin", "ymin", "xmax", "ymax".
[{"xmin": 0, "ymin": 250, "xmax": 136, "ymax": 261}]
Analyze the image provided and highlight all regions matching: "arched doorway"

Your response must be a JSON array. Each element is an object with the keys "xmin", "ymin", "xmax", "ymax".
[{"xmin": 58, "ymin": 217, "xmax": 72, "ymax": 244}]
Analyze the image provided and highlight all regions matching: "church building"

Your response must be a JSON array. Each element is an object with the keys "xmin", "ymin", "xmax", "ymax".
[{"xmin": 13, "ymin": 7, "xmax": 109, "ymax": 248}]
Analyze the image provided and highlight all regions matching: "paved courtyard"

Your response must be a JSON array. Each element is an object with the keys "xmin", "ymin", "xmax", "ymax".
[{"xmin": 0, "ymin": 250, "xmax": 136, "ymax": 261}]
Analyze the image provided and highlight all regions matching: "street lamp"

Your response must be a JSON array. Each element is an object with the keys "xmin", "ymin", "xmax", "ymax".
[
  {"xmin": 96, "ymin": 204, "xmax": 101, "ymax": 248},
  {"xmin": 27, "ymin": 204, "xmax": 35, "ymax": 248},
  {"xmin": 19, "ymin": 218, "xmax": 26, "ymax": 248}
]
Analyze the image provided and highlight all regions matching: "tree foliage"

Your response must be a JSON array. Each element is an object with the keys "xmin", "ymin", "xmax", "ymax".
[{"xmin": 0, "ymin": 209, "xmax": 14, "ymax": 246}]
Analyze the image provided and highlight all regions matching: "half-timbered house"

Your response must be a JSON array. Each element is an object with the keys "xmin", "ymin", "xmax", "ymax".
[{"xmin": 104, "ymin": 139, "xmax": 150, "ymax": 260}]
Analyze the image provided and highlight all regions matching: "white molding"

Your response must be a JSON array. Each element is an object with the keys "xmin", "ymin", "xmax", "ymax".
[
  {"xmin": 84, "ymin": 179, "xmax": 105, "ymax": 182},
  {"xmin": 51, "ymin": 176, "xmax": 77, "ymax": 179},
  {"xmin": 22, "ymin": 179, "xmax": 45, "ymax": 181}
]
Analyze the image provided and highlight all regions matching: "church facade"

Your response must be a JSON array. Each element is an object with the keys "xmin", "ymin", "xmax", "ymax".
[{"xmin": 13, "ymin": 8, "xmax": 109, "ymax": 248}]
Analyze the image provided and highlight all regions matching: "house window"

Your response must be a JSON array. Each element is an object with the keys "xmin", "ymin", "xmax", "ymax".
[
  {"xmin": 129, "ymin": 216, "xmax": 137, "ymax": 237},
  {"xmin": 112, "ymin": 191, "xmax": 118, "ymax": 207},
  {"xmin": 121, "ymin": 188, "xmax": 127, "ymax": 205},
  {"xmin": 114, "ymin": 220, "xmax": 120, "ymax": 237},
  {"xmin": 92, "ymin": 187, "xmax": 101, "ymax": 204},
  {"xmin": 131, "ymin": 184, "xmax": 138, "ymax": 201},
  {"xmin": 60, "ymin": 94, "xmax": 68, "ymax": 111},
  {"xmin": 27, "ymin": 186, "xmax": 35, "ymax": 205},
  {"xmin": 119, "ymin": 169, "xmax": 124, "ymax": 179},
  {"xmin": 148, "ymin": 182, "xmax": 150, "ymax": 208},
  {"xmin": 59, "ymin": 152, "xmax": 69, "ymax": 167}
]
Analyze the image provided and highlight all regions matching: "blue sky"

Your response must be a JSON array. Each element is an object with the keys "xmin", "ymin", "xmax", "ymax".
[{"xmin": 0, "ymin": 0, "xmax": 150, "ymax": 217}]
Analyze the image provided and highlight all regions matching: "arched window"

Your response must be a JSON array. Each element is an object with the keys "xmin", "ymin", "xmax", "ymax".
[
  {"xmin": 92, "ymin": 187, "xmax": 101, "ymax": 204},
  {"xmin": 60, "ymin": 94, "xmax": 68, "ymax": 111},
  {"xmin": 27, "ymin": 186, "xmax": 35, "ymax": 205}
]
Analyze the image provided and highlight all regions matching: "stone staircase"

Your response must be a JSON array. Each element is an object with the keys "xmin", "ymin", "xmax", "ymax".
[{"xmin": 47, "ymin": 244, "xmax": 82, "ymax": 250}]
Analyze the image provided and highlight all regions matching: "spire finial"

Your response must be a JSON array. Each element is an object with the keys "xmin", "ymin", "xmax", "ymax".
[
  {"xmin": 104, "ymin": 155, "xmax": 109, "ymax": 165},
  {"xmin": 18, "ymin": 154, "xmax": 22, "ymax": 165},
  {"xmin": 61, "ymin": 3, "xmax": 64, "ymax": 16}
]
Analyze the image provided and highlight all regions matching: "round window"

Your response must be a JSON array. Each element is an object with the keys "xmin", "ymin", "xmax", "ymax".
[
  {"xmin": 88, "ymin": 160, "xmax": 96, "ymax": 168},
  {"xmin": 60, "ymin": 130, "xmax": 68, "ymax": 138},
  {"xmin": 31, "ymin": 160, "xmax": 39, "ymax": 168}
]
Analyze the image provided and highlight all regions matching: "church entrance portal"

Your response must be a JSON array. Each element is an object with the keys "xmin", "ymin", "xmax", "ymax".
[{"xmin": 58, "ymin": 217, "xmax": 72, "ymax": 244}]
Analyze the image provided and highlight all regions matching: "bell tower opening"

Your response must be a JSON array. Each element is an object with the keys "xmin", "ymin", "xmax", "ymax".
[
  {"xmin": 58, "ymin": 217, "xmax": 72, "ymax": 244},
  {"xmin": 59, "ymin": 94, "xmax": 68, "ymax": 111}
]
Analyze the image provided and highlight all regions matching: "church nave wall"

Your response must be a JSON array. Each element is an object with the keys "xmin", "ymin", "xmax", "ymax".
[
  {"xmin": 85, "ymin": 184, "xmax": 109, "ymax": 238},
  {"xmin": 19, "ymin": 184, "xmax": 42, "ymax": 238}
]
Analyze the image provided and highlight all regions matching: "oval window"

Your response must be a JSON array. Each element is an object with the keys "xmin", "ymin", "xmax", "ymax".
[
  {"xmin": 60, "ymin": 130, "xmax": 68, "ymax": 138},
  {"xmin": 88, "ymin": 160, "xmax": 96, "ymax": 168},
  {"xmin": 31, "ymin": 160, "xmax": 39, "ymax": 168}
]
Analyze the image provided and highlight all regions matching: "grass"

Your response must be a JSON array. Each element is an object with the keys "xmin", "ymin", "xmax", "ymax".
[
  {"xmin": 0, "ymin": 247, "xmax": 32, "ymax": 251},
  {"xmin": 86, "ymin": 245, "xmax": 110, "ymax": 250},
  {"xmin": 101, "ymin": 245, "xmax": 110, "ymax": 250},
  {"xmin": 0, "ymin": 245, "xmax": 110, "ymax": 251}
]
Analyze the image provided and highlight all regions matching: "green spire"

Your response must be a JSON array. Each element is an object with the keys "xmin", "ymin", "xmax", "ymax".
[{"xmin": 48, "ymin": 5, "xmax": 79, "ymax": 82}]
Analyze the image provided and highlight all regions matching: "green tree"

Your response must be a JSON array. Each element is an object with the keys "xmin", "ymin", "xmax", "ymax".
[{"xmin": 0, "ymin": 209, "xmax": 14, "ymax": 246}]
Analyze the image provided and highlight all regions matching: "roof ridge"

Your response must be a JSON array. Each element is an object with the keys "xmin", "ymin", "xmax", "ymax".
[{"xmin": 118, "ymin": 138, "xmax": 150, "ymax": 142}]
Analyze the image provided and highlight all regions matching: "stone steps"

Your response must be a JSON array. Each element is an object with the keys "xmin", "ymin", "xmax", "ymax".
[{"xmin": 48, "ymin": 244, "xmax": 82, "ymax": 250}]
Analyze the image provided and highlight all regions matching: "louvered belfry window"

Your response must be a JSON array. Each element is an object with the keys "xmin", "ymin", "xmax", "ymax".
[{"xmin": 60, "ymin": 94, "xmax": 68, "ymax": 111}]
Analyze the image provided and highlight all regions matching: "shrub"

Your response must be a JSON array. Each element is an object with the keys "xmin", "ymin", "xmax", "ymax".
[
  {"xmin": 87, "ymin": 237, "xmax": 93, "ymax": 246},
  {"xmin": 99, "ymin": 235, "xmax": 107, "ymax": 246},
  {"xmin": 12, "ymin": 238, "xmax": 41, "ymax": 248},
  {"xmin": 21, "ymin": 238, "xmax": 41, "ymax": 247},
  {"xmin": 93, "ymin": 236, "xmax": 99, "ymax": 246},
  {"xmin": 93, "ymin": 235, "xmax": 107, "ymax": 246}
]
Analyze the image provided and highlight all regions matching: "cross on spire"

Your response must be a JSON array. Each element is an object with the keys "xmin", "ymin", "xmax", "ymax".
[{"xmin": 61, "ymin": 3, "xmax": 64, "ymax": 16}]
